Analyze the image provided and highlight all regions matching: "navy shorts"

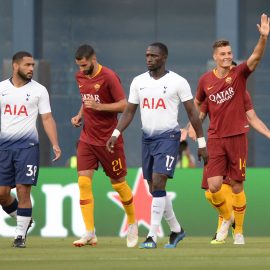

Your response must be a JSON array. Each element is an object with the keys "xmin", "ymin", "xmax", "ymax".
[
  {"xmin": 0, "ymin": 145, "xmax": 40, "ymax": 187},
  {"xmin": 142, "ymin": 131, "xmax": 180, "ymax": 181}
]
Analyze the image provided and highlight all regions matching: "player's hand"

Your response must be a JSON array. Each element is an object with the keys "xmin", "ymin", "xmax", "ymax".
[
  {"xmin": 84, "ymin": 97, "xmax": 100, "ymax": 110},
  {"xmin": 257, "ymin": 13, "xmax": 270, "ymax": 37},
  {"xmin": 180, "ymin": 128, "xmax": 188, "ymax": 141},
  {"xmin": 188, "ymin": 125, "xmax": 197, "ymax": 141},
  {"xmin": 106, "ymin": 136, "xmax": 118, "ymax": 153},
  {"xmin": 198, "ymin": 147, "xmax": 208, "ymax": 165},
  {"xmin": 71, "ymin": 115, "xmax": 82, "ymax": 127},
  {"xmin": 52, "ymin": 145, "xmax": 61, "ymax": 162}
]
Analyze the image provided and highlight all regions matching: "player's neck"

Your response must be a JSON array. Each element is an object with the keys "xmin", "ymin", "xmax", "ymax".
[
  {"xmin": 214, "ymin": 66, "xmax": 230, "ymax": 78},
  {"xmin": 87, "ymin": 63, "xmax": 101, "ymax": 79},
  {"xmin": 149, "ymin": 67, "xmax": 168, "ymax": 80},
  {"xmin": 10, "ymin": 75, "xmax": 30, "ymax": 88}
]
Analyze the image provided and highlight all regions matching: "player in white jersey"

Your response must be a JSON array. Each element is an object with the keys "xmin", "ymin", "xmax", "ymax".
[
  {"xmin": 107, "ymin": 42, "xmax": 208, "ymax": 249},
  {"xmin": 0, "ymin": 51, "xmax": 61, "ymax": 248}
]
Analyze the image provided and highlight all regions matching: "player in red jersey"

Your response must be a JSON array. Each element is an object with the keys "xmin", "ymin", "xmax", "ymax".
[
  {"xmin": 194, "ymin": 14, "xmax": 269, "ymax": 244},
  {"xmin": 71, "ymin": 44, "xmax": 137, "ymax": 248},
  {"xmin": 199, "ymin": 90, "xmax": 270, "ymax": 243}
]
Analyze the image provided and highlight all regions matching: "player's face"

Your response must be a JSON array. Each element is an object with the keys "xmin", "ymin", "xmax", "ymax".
[
  {"xmin": 146, "ymin": 46, "xmax": 166, "ymax": 71},
  {"xmin": 15, "ymin": 57, "xmax": 34, "ymax": 81},
  {"xmin": 76, "ymin": 57, "xmax": 95, "ymax": 75},
  {"xmin": 213, "ymin": 46, "xmax": 233, "ymax": 68}
]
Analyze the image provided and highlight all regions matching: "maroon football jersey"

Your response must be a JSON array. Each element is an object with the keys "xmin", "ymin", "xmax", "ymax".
[
  {"xmin": 76, "ymin": 65, "xmax": 126, "ymax": 146},
  {"xmin": 196, "ymin": 62, "xmax": 253, "ymax": 138}
]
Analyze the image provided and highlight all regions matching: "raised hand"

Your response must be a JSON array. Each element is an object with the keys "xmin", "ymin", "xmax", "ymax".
[{"xmin": 257, "ymin": 13, "xmax": 270, "ymax": 37}]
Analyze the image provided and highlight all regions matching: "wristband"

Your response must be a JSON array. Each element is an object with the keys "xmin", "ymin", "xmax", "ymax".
[
  {"xmin": 197, "ymin": 137, "xmax": 206, "ymax": 148},
  {"xmin": 112, "ymin": 129, "xmax": 121, "ymax": 138}
]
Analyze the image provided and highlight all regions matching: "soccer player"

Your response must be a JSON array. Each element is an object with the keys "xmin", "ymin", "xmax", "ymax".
[
  {"xmin": 107, "ymin": 42, "xmax": 208, "ymax": 249},
  {"xmin": 200, "ymin": 90, "xmax": 270, "ymax": 244},
  {"xmin": 0, "ymin": 51, "xmax": 61, "ymax": 248},
  {"xmin": 71, "ymin": 44, "xmax": 138, "ymax": 248},
  {"xmin": 194, "ymin": 13, "xmax": 269, "ymax": 244}
]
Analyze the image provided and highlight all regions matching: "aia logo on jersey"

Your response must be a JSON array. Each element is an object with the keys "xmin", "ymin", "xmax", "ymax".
[
  {"xmin": 142, "ymin": 98, "xmax": 166, "ymax": 109},
  {"xmin": 208, "ymin": 87, "xmax": 235, "ymax": 105},
  {"xmin": 4, "ymin": 104, "xmax": 28, "ymax": 116}
]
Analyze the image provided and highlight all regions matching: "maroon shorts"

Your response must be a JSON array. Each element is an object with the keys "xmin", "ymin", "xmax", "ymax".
[
  {"xmin": 206, "ymin": 133, "xmax": 248, "ymax": 182},
  {"xmin": 77, "ymin": 140, "xmax": 127, "ymax": 180},
  {"xmin": 201, "ymin": 165, "xmax": 230, "ymax": 189}
]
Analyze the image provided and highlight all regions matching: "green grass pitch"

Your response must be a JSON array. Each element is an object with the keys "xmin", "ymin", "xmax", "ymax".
[{"xmin": 1, "ymin": 237, "xmax": 270, "ymax": 270}]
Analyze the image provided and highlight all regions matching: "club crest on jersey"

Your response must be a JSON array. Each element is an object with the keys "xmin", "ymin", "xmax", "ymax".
[
  {"xmin": 142, "ymin": 98, "xmax": 166, "ymax": 109},
  {"xmin": 94, "ymin": 84, "xmax": 101, "ymax": 91},
  {"xmin": 225, "ymin": 77, "xmax": 232, "ymax": 84},
  {"xmin": 4, "ymin": 104, "xmax": 28, "ymax": 116}
]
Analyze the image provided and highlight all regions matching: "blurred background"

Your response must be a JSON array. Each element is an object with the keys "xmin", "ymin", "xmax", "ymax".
[{"xmin": 0, "ymin": 0, "xmax": 270, "ymax": 168}]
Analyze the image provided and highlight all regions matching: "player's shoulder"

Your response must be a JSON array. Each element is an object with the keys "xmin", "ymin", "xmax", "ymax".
[
  {"xmin": 28, "ymin": 80, "xmax": 48, "ymax": 93},
  {"xmin": 100, "ymin": 66, "xmax": 119, "ymax": 78},
  {"xmin": 0, "ymin": 78, "xmax": 11, "ymax": 89},
  {"xmin": 167, "ymin": 70, "xmax": 188, "ymax": 83},
  {"xmin": 132, "ymin": 71, "xmax": 149, "ymax": 82},
  {"xmin": 200, "ymin": 70, "xmax": 212, "ymax": 80}
]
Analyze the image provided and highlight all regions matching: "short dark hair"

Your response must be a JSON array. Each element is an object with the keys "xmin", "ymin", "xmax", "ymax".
[
  {"xmin": 75, "ymin": 44, "xmax": 95, "ymax": 60},
  {"xmin": 149, "ymin": 42, "xmax": 168, "ymax": 56},
  {"xmin": 212, "ymin": 40, "xmax": 230, "ymax": 51},
  {"xmin": 12, "ymin": 51, "xmax": 32, "ymax": 63}
]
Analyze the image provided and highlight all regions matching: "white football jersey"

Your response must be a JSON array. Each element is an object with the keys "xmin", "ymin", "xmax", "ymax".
[
  {"xmin": 128, "ymin": 71, "xmax": 193, "ymax": 136},
  {"xmin": 0, "ymin": 79, "xmax": 51, "ymax": 150}
]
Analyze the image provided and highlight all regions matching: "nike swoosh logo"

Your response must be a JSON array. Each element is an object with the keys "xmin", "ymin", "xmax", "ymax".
[
  {"xmin": 140, "ymin": 87, "xmax": 145, "ymax": 90},
  {"xmin": 79, "ymin": 85, "xmax": 83, "ymax": 88},
  {"xmin": 207, "ymin": 86, "xmax": 214, "ymax": 90}
]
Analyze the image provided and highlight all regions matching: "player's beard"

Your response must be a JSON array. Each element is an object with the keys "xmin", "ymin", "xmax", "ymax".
[
  {"xmin": 17, "ymin": 69, "xmax": 33, "ymax": 82},
  {"xmin": 83, "ymin": 63, "xmax": 94, "ymax": 75}
]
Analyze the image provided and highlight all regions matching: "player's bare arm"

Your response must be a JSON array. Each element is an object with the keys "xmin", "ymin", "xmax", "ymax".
[
  {"xmin": 71, "ymin": 104, "xmax": 83, "ymax": 127},
  {"xmin": 183, "ymin": 99, "xmax": 208, "ymax": 164},
  {"xmin": 246, "ymin": 109, "xmax": 270, "ymax": 139},
  {"xmin": 84, "ymin": 97, "xmax": 127, "ymax": 112},
  {"xmin": 247, "ymin": 13, "xmax": 270, "ymax": 71},
  {"xmin": 106, "ymin": 102, "xmax": 138, "ymax": 153},
  {"xmin": 41, "ymin": 112, "xmax": 61, "ymax": 161},
  {"xmin": 187, "ymin": 98, "xmax": 204, "ymax": 141}
]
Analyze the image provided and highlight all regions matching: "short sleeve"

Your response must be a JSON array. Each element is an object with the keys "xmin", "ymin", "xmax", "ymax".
[
  {"xmin": 128, "ymin": 78, "xmax": 140, "ymax": 104},
  {"xmin": 39, "ymin": 87, "xmax": 51, "ymax": 114},
  {"xmin": 108, "ymin": 72, "xmax": 126, "ymax": 102},
  {"xmin": 178, "ymin": 78, "xmax": 193, "ymax": 102},
  {"xmin": 196, "ymin": 76, "xmax": 206, "ymax": 102},
  {"xmin": 200, "ymin": 100, "xmax": 208, "ymax": 114}
]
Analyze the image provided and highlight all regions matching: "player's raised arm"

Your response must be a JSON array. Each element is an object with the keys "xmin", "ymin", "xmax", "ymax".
[
  {"xmin": 247, "ymin": 13, "xmax": 270, "ymax": 71},
  {"xmin": 106, "ymin": 102, "xmax": 138, "ymax": 153}
]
